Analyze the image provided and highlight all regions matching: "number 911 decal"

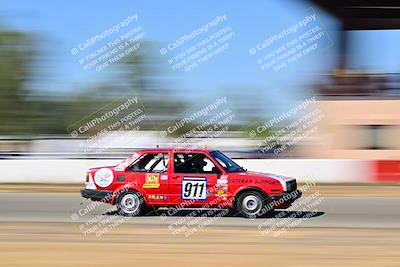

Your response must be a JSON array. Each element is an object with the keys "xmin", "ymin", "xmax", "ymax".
[{"xmin": 182, "ymin": 177, "xmax": 207, "ymax": 200}]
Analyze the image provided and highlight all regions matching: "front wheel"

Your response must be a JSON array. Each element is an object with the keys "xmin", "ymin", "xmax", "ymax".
[
  {"xmin": 116, "ymin": 191, "xmax": 144, "ymax": 216},
  {"xmin": 237, "ymin": 191, "xmax": 267, "ymax": 218}
]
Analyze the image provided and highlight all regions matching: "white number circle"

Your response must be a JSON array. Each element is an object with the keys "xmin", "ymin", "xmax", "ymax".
[{"xmin": 94, "ymin": 168, "xmax": 114, "ymax": 188}]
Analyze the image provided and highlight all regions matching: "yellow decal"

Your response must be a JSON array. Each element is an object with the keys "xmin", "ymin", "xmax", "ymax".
[
  {"xmin": 217, "ymin": 189, "xmax": 225, "ymax": 195},
  {"xmin": 143, "ymin": 173, "xmax": 160, "ymax": 189}
]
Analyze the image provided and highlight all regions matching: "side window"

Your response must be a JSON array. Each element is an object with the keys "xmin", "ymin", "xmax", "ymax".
[
  {"xmin": 129, "ymin": 153, "xmax": 168, "ymax": 173},
  {"xmin": 174, "ymin": 153, "xmax": 220, "ymax": 174}
]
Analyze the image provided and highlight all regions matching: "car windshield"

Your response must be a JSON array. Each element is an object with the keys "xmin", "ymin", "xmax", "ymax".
[{"xmin": 210, "ymin": 151, "xmax": 245, "ymax": 173}]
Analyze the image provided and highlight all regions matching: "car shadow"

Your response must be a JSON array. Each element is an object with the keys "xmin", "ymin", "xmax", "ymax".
[{"xmin": 104, "ymin": 208, "xmax": 324, "ymax": 219}]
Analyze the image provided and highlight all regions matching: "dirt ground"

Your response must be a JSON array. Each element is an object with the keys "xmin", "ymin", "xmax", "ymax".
[{"xmin": 1, "ymin": 222, "xmax": 399, "ymax": 267}]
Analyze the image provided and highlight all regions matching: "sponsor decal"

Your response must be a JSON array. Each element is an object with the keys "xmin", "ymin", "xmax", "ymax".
[
  {"xmin": 215, "ymin": 175, "xmax": 228, "ymax": 198},
  {"xmin": 231, "ymin": 178, "xmax": 254, "ymax": 183},
  {"xmin": 94, "ymin": 168, "xmax": 114, "ymax": 188},
  {"xmin": 217, "ymin": 189, "xmax": 226, "ymax": 195},
  {"xmin": 148, "ymin": 195, "xmax": 168, "ymax": 200},
  {"xmin": 143, "ymin": 173, "xmax": 160, "ymax": 188},
  {"xmin": 160, "ymin": 174, "xmax": 168, "ymax": 180}
]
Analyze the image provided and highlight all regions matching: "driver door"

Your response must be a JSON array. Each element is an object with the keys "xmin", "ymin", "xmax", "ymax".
[{"xmin": 170, "ymin": 152, "xmax": 221, "ymax": 206}]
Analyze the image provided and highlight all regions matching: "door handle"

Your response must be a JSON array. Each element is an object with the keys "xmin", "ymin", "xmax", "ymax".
[{"xmin": 172, "ymin": 176, "xmax": 179, "ymax": 179}]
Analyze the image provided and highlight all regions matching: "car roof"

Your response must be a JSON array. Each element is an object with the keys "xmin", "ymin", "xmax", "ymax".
[{"xmin": 138, "ymin": 148, "xmax": 216, "ymax": 153}]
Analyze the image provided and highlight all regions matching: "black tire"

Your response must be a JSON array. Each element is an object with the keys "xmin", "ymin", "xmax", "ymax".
[
  {"xmin": 237, "ymin": 191, "xmax": 267, "ymax": 218},
  {"xmin": 116, "ymin": 190, "xmax": 145, "ymax": 216}
]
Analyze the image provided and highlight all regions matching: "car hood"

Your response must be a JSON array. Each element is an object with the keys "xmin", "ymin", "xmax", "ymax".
[
  {"xmin": 235, "ymin": 171, "xmax": 293, "ymax": 180},
  {"xmin": 249, "ymin": 171, "xmax": 294, "ymax": 181}
]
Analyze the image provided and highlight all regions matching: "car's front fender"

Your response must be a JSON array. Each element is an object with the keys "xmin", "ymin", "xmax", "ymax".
[{"xmin": 111, "ymin": 182, "xmax": 146, "ymax": 205}]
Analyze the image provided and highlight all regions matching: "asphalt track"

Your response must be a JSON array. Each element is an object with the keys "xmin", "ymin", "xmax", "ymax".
[
  {"xmin": 1, "ymin": 192, "xmax": 400, "ymax": 267},
  {"xmin": 0, "ymin": 193, "xmax": 399, "ymax": 229}
]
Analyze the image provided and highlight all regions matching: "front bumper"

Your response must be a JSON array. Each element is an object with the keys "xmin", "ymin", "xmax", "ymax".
[
  {"xmin": 270, "ymin": 190, "xmax": 302, "ymax": 204},
  {"xmin": 81, "ymin": 189, "xmax": 113, "ymax": 201}
]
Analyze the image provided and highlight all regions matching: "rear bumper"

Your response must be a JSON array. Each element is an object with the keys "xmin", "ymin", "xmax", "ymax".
[
  {"xmin": 270, "ymin": 190, "xmax": 302, "ymax": 205},
  {"xmin": 81, "ymin": 189, "xmax": 113, "ymax": 202}
]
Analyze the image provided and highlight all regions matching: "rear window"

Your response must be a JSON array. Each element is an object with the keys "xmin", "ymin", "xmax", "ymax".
[{"xmin": 129, "ymin": 153, "xmax": 168, "ymax": 173}]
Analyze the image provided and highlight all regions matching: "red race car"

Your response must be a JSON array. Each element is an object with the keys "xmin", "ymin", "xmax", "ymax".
[{"xmin": 81, "ymin": 148, "xmax": 302, "ymax": 218}]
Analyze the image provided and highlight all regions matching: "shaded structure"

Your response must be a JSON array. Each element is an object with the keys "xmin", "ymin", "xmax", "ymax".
[
  {"xmin": 310, "ymin": 0, "xmax": 400, "ymax": 97},
  {"xmin": 300, "ymin": 1, "xmax": 400, "ymax": 165}
]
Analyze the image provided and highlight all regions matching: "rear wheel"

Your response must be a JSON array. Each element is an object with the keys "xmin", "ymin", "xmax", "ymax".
[
  {"xmin": 237, "ymin": 191, "xmax": 266, "ymax": 218},
  {"xmin": 116, "ymin": 191, "xmax": 144, "ymax": 216}
]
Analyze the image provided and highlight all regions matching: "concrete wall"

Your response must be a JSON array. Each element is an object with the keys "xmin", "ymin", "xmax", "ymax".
[{"xmin": 0, "ymin": 159, "xmax": 378, "ymax": 183}]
